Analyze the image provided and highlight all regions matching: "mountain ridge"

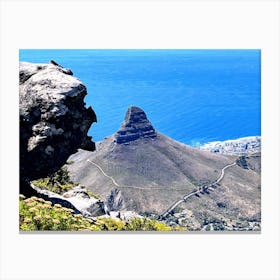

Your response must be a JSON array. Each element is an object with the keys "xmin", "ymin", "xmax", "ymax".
[{"xmin": 66, "ymin": 106, "xmax": 261, "ymax": 230}]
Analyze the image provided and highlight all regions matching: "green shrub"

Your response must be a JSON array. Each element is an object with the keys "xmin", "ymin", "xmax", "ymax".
[
  {"xmin": 95, "ymin": 217, "xmax": 126, "ymax": 231},
  {"xmin": 126, "ymin": 217, "xmax": 173, "ymax": 231},
  {"xmin": 19, "ymin": 195, "xmax": 186, "ymax": 231},
  {"xmin": 19, "ymin": 195, "xmax": 100, "ymax": 231},
  {"xmin": 32, "ymin": 167, "xmax": 100, "ymax": 199},
  {"xmin": 87, "ymin": 190, "xmax": 100, "ymax": 199},
  {"xmin": 32, "ymin": 167, "xmax": 75, "ymax": 195}
]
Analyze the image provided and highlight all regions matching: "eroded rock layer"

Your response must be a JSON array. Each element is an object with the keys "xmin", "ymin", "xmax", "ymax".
[{"xmin": 115, "ymin": 106, "xmax": 156, "ymax": 144}]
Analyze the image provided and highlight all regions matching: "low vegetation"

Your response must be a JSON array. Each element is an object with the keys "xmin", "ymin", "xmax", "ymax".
[
  {"xmin": 19, "ymin": 195, "xmax": 184, "ymax": 231},
  {"xmin": 32, "ymin": 167, "xmax": 99, "ymax": 199},
  {"xmin": 19, "ymin": 195, "xmax": 100, "ymax": 231},
  {"xmin": 32, "ymin": 167, "xmax": 75, "ymax": 195},
  {"xmin": 23, "ymin": 166, "xmax": 184, "ymax": 231}
]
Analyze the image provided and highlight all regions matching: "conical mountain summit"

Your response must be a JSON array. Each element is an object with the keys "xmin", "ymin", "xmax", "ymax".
[
  {"xmin": 66, "ymin": 106, "xmax": 260, "ymax": 230},
  {"xmin": 115, "ymin": 106, "xmax": 157, "ymax": 144}
]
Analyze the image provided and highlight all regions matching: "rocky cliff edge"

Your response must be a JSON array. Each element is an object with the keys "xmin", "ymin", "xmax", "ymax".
[{"xmin": 20, "ymin": 61, "xmax": 96, "ymax": 195}]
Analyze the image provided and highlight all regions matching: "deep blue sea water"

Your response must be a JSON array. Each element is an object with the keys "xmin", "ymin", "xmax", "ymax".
[{"xmin": 19, "ymin": 49, "xmax": 261, "ymax": 146}]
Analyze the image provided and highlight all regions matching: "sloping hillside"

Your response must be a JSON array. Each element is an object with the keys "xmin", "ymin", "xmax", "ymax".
[{"xmin": 66, "ymin": 107, "xmax": 261, "ymax": 230}]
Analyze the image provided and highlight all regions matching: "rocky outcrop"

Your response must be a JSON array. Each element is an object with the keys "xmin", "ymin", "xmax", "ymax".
[
  {"xmin": 63, "ymin": 186, "xmax": 108, "ymax": 216},
  {"xmin": 20, "ymin": 61, "xmax": 96, "ymax": 195},
  {"xmin": 172, "ymin": 209, "xmax": 201, "ymax": 230},
  {"xmin": 31, "ymin": 182, "xmax": 142, "ymax": 220},
  {"xmin": 115, "ymin": 106, "xmax": 157, "ymax": 144},
  {"xmin": 107, "ymin": 188, "xmax": 124, "ymax": 211},
  {"xmin": 236, "ymin": 156, "xmax": 249, "ymax": 169},
  {"xmin": 31, "ymin": 184, "xmax": 107, "ymax": 217}
]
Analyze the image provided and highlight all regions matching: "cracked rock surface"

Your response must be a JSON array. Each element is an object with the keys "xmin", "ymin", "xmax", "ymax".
[{"xmin": 20, "ymin": 61, "xmax": 96, "ymax": 195}]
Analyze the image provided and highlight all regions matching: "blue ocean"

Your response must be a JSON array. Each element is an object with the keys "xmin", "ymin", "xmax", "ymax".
[{"xmin": 19, "ymin": 49, "xmax": 261, "ymax": 146}]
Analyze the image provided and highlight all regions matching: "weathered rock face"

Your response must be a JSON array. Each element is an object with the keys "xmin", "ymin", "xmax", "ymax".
[
  {"xmin": 20, "ymin": 61, "xmax": 96, "ymax": 195},
  {"xmin": 31, "ymin": 183, "xmax": 106, "ymax": 217},
  {"xmin": 115, "ymin": 106, "xmax": 157, "ymax": 144},
  {"xmin": 107, "ymin": 188, "xmax": 124, "ymax": 211},
  {"xmin": 63, "ymin": 186, "xmax": 107, "ymax": 217}
]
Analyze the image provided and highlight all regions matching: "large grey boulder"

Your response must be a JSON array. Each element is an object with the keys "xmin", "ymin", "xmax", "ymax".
[
  {"xmin": 31, "ymin": 184, "xmax": 106, "ymax": 217},
  {"xmin": 63, "ymin": 185, "xmax": 108, "ymax": 216},
  {"xmin": 20, "ymin": 61, "xmax": 96, "ymax": 195}
]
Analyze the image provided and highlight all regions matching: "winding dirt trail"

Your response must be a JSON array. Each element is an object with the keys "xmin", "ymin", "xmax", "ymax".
[
  {"xmin": 87, "ymin": 159, "xmax": 120, "ymax": 187},
  {"xmin": 161, "ymin": 161, "xmax": 237, "ymax": 219},
  {"xmin": 86, "ymin": 158, "xmax": 237, "ymax": 219},
  {"xmin": 86, "ymin": 160, "xmax": 191, "ymax": 191}
]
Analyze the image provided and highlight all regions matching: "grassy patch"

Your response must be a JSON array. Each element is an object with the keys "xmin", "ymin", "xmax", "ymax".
[
  {"xmin": 31, "ymin": 167, "xmax": 100, "ymax": 199},
  {"xmin": 87, "ymin": 190, "xmax": 100, "ymax": 199}
]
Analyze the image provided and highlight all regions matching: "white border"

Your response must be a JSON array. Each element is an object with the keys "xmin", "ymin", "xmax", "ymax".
[{"xmin": 1, "ymin": 0, "xmax": 280, "ymax": 280}]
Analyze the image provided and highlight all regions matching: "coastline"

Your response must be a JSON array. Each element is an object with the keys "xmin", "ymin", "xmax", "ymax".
[{"xmin": 198, "ymin": 136, "xmax": 261, "ymax": 155}]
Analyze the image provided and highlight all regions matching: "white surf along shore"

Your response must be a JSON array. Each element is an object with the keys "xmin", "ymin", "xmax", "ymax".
[{"xmin": 198, "ymin": 136, "xmax": 261, "ymax": 155}]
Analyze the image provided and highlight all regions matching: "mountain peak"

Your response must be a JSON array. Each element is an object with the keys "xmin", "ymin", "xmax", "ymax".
[{"xmin": 115, "ymin": 106, "xmax": 157, "ymax": 144}]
